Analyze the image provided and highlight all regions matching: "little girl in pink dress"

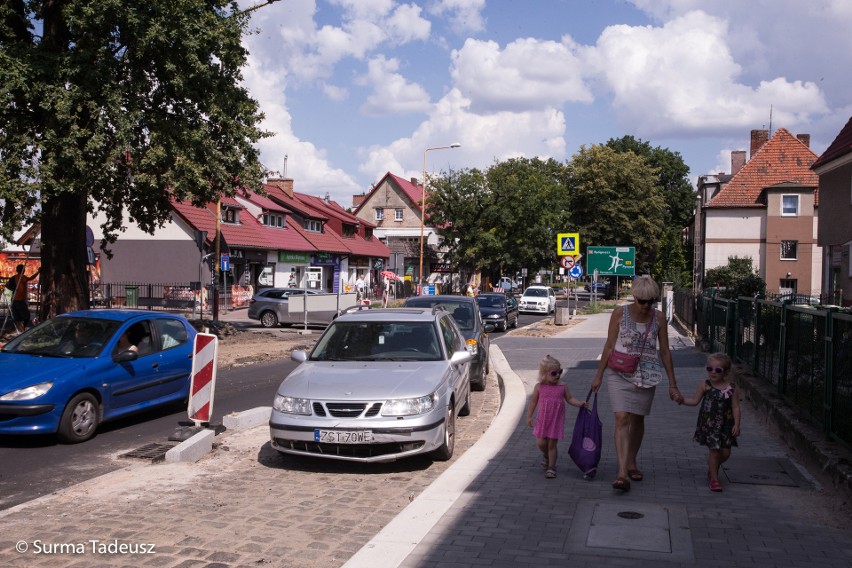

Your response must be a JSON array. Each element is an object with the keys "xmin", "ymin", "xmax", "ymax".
[{"xmin": 526, "ymin": 355, "xmax": 587, "ymax": 478}]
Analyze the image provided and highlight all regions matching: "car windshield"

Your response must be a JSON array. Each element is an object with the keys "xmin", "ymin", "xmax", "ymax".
[
  {"xmin": 310, "ymin": 321, "xmax": 442, "ymax": 361},
  {"xmin": 523, "ymin": 288, "xmax": 547, "ymax": 298},
  {"xmin": 2, "ymin": 317, "xmax": 121, "ymax": 358},
  {"xmin": 477, "ymin": 296, "xmax": 505, "ymax": 308}
]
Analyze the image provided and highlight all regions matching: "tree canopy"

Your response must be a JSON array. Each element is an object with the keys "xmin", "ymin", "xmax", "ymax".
[{"xmin": 0, "ymin": 0, "xmax": 268, "ymax": 316}]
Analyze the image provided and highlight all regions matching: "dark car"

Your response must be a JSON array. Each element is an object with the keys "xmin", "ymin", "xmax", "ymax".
[
  {"xmin": 403, "ymin": 295, "xmax": 493, "ymax": 390},
  {"xmin": 0, "ymin": 310, "xmax": 196, "ymax": 443},
  {"xmin": 585, "ymin": 281, "xmax": 612, "ymax": 297},
  {"xmin": 476, "ymin": 293, "xmax": 519, "ymax": 332}
]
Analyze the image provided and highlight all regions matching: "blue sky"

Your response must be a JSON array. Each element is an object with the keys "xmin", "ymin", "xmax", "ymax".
[{"xmin": 239, "ymin": 0, "xmax": 852, "ymax": 207}]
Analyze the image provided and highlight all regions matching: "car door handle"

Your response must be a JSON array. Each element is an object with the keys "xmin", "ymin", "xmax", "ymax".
[{"xmin": 151, "ymin": 362, "xmax": 159, "ymax": 369}]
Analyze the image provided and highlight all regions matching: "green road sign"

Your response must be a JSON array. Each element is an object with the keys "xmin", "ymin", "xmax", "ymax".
[{"xmin": 587, "ymin": 246, "xmax": 635, "ymax": 276}]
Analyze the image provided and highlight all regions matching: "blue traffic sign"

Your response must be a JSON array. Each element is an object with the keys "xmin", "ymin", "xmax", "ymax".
[
  {"xmin": 221, "ymin": 254, "xmax": 230, "ymax": 271},
  {"xmin": 569, "ymin": 264, "xmax": 583, "ymax": 279}
]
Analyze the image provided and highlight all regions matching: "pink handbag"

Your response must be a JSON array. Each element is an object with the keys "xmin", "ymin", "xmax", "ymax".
[
  {"xmin": 607, "ymin": 350, "xmax": 640, "ymax": 373},
  {"xmin": 606, "ymin": 309, "xmax": 655, "ymax": 374}
]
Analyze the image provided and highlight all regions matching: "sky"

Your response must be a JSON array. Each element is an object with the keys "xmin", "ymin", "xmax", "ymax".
[{"xmin": 238, "ymin": 0, "xmax": 852, "ymax": 207}]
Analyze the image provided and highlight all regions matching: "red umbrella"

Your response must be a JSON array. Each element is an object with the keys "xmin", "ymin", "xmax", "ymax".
[{"xmin": 381, "ymin": 270, "xmax": 402, "ymax": 281}]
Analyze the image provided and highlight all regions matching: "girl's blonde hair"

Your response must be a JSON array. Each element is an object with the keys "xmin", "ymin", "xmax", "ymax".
[
  {"xmin": 707, "ymin": 352, "xmax": 732, "ymax": 371},
  {"xmin": 538, "ymin": 354, "xmax": 561, "ymax": 382}
]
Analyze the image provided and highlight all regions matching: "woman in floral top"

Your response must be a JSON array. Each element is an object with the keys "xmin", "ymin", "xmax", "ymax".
[{"xmin": 680, "ymin": 352, "xmax": 741, "ymax": 492}]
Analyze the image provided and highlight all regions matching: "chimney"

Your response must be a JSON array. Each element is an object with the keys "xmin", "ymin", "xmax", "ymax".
[
  {"xmin": 411, "ymin": 177, "xmax": 420, "ymax": 187},
  {"xmin": 352, "ymin": 193, "xmax": 366, "ymax": 208},
  {"xmin": 750, "ymin": 129, "xmax": 769, "ymax": 158},
  {"xmin": 267, "ymin": 178, "xmax": 294, "ymax": 197},
  {"xmin": 731, "ymin": 150, "xmax": 746, "ymax": 175},
  {"xmin": 796, "ymin": 134, "xmax": 810, "ymax": 148}
]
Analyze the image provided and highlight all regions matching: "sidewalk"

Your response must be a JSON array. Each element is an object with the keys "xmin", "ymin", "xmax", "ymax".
[{"xmin": 347, "ymin": 311, "xmax": 852, "ymax": 567}]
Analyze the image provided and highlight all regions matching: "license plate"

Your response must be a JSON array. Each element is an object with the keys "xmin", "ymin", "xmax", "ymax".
[{"xmin": 315, "ymin": 429, "xmax": 373, "ymax": 444}]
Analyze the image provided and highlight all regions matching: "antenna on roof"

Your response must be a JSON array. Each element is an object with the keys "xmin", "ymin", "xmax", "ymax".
[
  {"xmin": 283, "ymin": 154, "xmax": 288, "ymax": 178},
  {"xmin": 768, "ymin": 105, "xmax": 773, "ymax": 135}
]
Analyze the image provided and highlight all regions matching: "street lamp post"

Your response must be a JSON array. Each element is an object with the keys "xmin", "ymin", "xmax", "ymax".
[{"xmin": 419, "ymin": 143, "xmax": 460, "ymax": 293}]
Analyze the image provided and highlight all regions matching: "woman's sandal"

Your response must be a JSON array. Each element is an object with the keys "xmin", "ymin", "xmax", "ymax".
[
  {"xmin": 545, "ymin": 469, "xmax": 557, "ymax": 479},
  {"xmin": 627, "ymin": 469, "xmax": 644, "ymax": 481},
  {"xmin": 612, "ymin": 477, "xmax": 630, "ymax": 492},
  {"xmin": 709, "ymin": 479, "xmax": 723, "ymax": 492}
]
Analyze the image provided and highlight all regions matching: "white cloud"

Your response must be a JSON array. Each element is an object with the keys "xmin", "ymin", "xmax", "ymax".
[
  {"xmin": 359, "ymin": 56, "xmax": 432, "ymax": 115},
  {"xmin": 588, "ymin": 11, "xmax": 828, "ymax": 137},
  {"xmin": 360, "ymin": 89, "xmax": 566, "ymax": 183},
  {"xmin": 450, "ymin": 37, "xmax": 593, "ymax": 113}
]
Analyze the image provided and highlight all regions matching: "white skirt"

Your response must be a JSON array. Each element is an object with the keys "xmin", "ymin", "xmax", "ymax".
[{"xmin": 605, "ymin": 368, "xmax": 656, "ymax": 415}]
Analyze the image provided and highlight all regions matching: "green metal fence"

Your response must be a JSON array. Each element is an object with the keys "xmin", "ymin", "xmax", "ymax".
[{"xmin": 690, "ymin": 294, "xmax": 852, "ymax": 449}]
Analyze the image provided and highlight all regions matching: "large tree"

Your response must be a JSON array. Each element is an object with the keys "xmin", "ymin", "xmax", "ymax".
[
  {"xmin": 428, "ymin": 157, "xmax": 570, "ymax": 281},
  {"xmin": 0, "ymin": 0, "xmax": 269, "ymax": 317},
  {"xmin": 605, "ymin": 135, "xmax": 695, "ymax": 283},
  {"xmin": 566, "ymin": 144, "xmax": 666, "ymax": 275}
]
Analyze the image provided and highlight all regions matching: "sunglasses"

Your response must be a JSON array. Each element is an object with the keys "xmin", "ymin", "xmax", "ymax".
[
  {"xmin": 706, "ymin": 366, "xmax": 726, "ymax": 374},
  {"xmin": 548, "ymin": 369, "xmax": 563, "ymax": 378},
  {"xmin": 636, "ymin": 299, "xmax": 655, "ymax": 305}
]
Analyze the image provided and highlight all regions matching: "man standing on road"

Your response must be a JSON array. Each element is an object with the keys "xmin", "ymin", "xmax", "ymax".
[{"xmin": 5, "ymin": 264, "xmax": 40, "ymax": 332}]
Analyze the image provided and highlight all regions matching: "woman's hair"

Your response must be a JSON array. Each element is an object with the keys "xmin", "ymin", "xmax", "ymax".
[
  {"xmin": 707, "ymin": 352, "xmax": 732, "ymax": 372},
  {"xmin": 631, "ymin": 275, "xmax": 659, "ymax": 301},
  {"xmin": 538, "ymin": 354, "xmax": 561, "ymax": 382}
]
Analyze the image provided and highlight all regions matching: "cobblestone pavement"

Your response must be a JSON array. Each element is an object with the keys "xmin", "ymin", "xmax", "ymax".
[{"xmin": 0, "ymin": 372, "xmax": 500, "ymax": 568}]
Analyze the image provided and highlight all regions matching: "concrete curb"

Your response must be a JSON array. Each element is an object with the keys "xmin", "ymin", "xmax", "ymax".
[
  {"xmin": 165, "ymin": 429, "xmax": 215, "ymax": 463},
  {"xmin": 341, "ymin": 345, "xmax": 526, "ymax": 568},
  {"xmin": 223, "ymin": 406, "xmax": 272, "ymax": 431}
]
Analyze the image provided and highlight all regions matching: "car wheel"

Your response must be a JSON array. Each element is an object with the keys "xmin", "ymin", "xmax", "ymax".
[
  {"xmin": 499, "ymin": 318, "xmax": 507, "ymax": 332},
  {"xmin": 260, "ymin": 310, "xmax": 279, "ymax": 328},
  {"xmin": 459, "ymin": 389, "xmax": 471, "ymax": 417},
  {"xmin": 472, "ymin": 360, "xmax": 487, "ymax": 391},
  {"xmin": 432, "ymin": 403, "xmax": 455, "ymax": 461},
  {"xmin": 57, "ymin": 392, "xmax": 99, "ymax": 443},
  {"xmin": 511, "ymin": 315, "xmax": 519, "ymax": 328}
]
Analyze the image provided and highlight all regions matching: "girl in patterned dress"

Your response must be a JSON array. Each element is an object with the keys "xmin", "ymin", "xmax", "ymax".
[
  {"xmin": 680, "ymin": 353, "xmax": 741, "ymax": 492},
  {"xmin": 526, "ymin": 355, "xmax": 587, "ymax": 479}
]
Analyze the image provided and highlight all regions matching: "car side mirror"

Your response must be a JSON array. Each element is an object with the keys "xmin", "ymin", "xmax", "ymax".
[
  {"xmin": 113, "ymin": 349, "xmax": 138, "ymax": 363},
  {"xmin": 291, "ymin": 350, "xmax": 308, "ymax": 363},
  {"xmin": 450, "ymin": 350, "xmax": 473, "ymax": 365}
]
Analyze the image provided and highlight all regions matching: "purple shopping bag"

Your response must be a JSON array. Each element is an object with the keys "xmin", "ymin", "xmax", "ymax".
[{"xmin": 568, "ymin": 390, "xmax": 602, "ymax": 478}]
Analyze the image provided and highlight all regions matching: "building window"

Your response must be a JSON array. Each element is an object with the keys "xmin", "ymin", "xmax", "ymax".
[
  {"xmin": 305, "ymin": 219, "xmax": 322, "ymax": 232},
  {"xmin": 263, "ymin": 213, "xmax": 284, "ymax": 228},
  {"xmin": 781, "ymin": 194, "xmax": 799, "ymax": 216},
  {"xmin": 223, "ymin": 208, "xmax": 238, "ymax": 223},
  {"xmin": 375, "ymin": 209, "xmax": 384, "ymax": 221},
  {"xmin": 365, "ymin": 228, "xmax": 373, "ymax": 240},
  {"xmin": 781, "ymin": 240, "xmax": 798, "ymax": 260},
  {"xmin": 342, "ymin": 224, "xmax": 354, "ymax": 237},
  {"xmin": 395, "ymin": 208, "xmax": 403, "ymax": 221}
]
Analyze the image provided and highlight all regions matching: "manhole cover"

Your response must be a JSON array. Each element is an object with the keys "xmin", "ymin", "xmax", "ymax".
[
  {"xmin": 119, "ymin": 443, "xmax": 177, "ymax": 462},
  {"xmin": 617, "ymin": 511, "xmax": 644, "ymax": 520},
  {"xmin": 723, "ymin": 457, "xmax": 803, "ymax": 487}
]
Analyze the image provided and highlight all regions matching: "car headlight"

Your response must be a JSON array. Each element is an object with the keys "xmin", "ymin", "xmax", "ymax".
[
  {"xmin": 382, "ymin": 393, "xmax": 436, "ymax": 416},
  {"xmin": 273, "ymin": 394, "xmax": 312, "ymax": 415},
  {"xmin": 0, "ymin": 382, "xmax": 54, "ymax": 401}
]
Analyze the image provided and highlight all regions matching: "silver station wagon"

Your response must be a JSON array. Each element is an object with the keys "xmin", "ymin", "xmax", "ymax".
[{"xmin": 268, "ymin": 307, "xmax": 474, "ymax": 463}]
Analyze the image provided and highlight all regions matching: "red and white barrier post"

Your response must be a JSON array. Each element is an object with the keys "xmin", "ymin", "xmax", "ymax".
[{"xmin": 188, "ymin": 333, "xmax": 218, "ymax": 426}]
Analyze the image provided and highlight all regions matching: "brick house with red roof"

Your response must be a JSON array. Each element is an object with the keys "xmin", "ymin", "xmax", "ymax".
[
  {"xmin": 812, "ymin": 116, "xmax": 852, "ymax": 305},
  {"xmin": 352, "ymin": 172, "xmax": 449, "ymax": 290},
  {"xmin": 691, "ymin": 128, "xmax": 821, "ymax": 296}
]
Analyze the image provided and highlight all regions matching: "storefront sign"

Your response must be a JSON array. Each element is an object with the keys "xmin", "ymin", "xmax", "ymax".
[{"xmin": 279, "ymin": 251, "xmax": 310, "ymax": 263}]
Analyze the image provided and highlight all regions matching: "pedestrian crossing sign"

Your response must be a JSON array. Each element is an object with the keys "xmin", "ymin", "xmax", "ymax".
[{"xmin": 557, "ymin": 232, "xmax": 580, "ymax": 256}]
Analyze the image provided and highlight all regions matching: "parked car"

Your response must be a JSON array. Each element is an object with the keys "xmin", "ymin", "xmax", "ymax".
[
  {"xmin": 585, "ymin": 281, "xmax": 611, "ymax": 295},
  {"xmin": 518, "ymin": 285, "xmax": 556, "ymax": 314},
  {"xmin": 773, "ymin": 293, "xmax": 821, "ymax": 306},
  {"xmin": 248, "ymin": 287, "xmax": 327, "ymax": 328},
  {"xmin": 477, "ymin": 292, "xmax": 519, "ymax": 332},
  {"xmin": 403, "ymin": 295, "xmax": 492, "ymax": 390},
  {"xmin": 0, "ymin": 310, "xmax": 197, "ymax": 443},
  {"xmin": 268, "ymin": 307, "xmax": 474, "ymax": 463}
]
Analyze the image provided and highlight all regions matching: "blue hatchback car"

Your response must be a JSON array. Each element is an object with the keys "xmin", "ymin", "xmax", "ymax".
[{"xmin": 0, "ymin": 310, "xmax": 197, "ymax": 443}]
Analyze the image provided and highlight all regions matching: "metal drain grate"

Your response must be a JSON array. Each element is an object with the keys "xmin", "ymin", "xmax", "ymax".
[{"xmin": 119, "ymin": 442, "xmax": 178, "ymax": 463}]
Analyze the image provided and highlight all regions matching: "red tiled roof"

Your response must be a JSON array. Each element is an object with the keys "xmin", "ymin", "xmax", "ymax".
[
  {"xmin": 812, "ymin": 116, "xmax": 852, "ymax": 170},
  {"xmin": 388, "ymin": 173, "xmax": 424, "ymax": 211},
  {"xmin": 708, "ymin": 128, "xmax": 819, "ymax": 208},
  {"xmin": 263, "ymin": 184, "xmax": 330, "ymax": 221},
  {"xmin": 237, "ymin": 190, "xmax": 288, "ymax": 213},
  {"xmin": 295, "ymin": 193, "xmax": 390, "ymax": 258},
  {"xmin": 170, "ymin": 199, "xmax": 316, "ymax": 252}
]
